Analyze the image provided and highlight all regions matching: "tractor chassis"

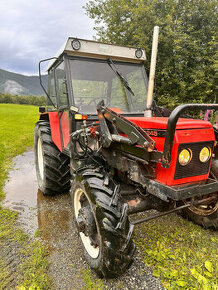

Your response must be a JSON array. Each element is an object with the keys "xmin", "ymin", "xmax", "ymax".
[
  {"xmin": 68, "ymin": 101, "xmax": 218, "ymax": 222},
  {"xmin": 131, "ymin": 195, "xmax": 217, "ymax": 225}
]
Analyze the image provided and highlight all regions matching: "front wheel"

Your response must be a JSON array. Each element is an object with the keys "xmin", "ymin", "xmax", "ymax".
[{"xmin": 70, "ymin": 168, "xmax": 135, "ymax": 278}]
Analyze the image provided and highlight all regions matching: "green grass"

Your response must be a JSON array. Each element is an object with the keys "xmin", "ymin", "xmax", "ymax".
[
  {"xmin": 0, "ymin": 104, "xmax": 38, "ymax": 200},
  {"xmin": 82, "ymin": 269, "xmax": 104, "ymax": 290},
  {"xmin": 0, "ymin": 104, "xmax": 51, "ymax": 289},
  {"xmin": 17, "ymin": 240, "xmax": 51, "ymax": 289},
  {"xmin": 134, "ymin": 213, "xmax": 218, "ymax": 289}
]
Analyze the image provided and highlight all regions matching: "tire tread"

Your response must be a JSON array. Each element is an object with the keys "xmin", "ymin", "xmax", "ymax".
[
  {"xmin": 72, "ymin": 167, "xmax": 135, "ymax": 278},
  {"xmin": 34, "ymin": 121, "xmax": 70, "ymax": 195}
]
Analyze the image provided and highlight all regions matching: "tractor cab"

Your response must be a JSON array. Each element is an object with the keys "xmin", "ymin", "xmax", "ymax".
[
  {"xmin": 45, "ymin": 38, "xmax": 148, "ymax": 115},
  {"xmin": 39, "ymin": 38, "xmax": 151, "ymax": 153}
]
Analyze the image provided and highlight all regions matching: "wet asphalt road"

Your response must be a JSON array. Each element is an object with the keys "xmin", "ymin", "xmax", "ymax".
[{"xmin": 4, "ymin": 150, "xmax": 164, "ymax": 290}]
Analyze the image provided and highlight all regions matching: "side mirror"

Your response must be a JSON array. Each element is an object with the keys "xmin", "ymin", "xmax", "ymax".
[{"xmin": 39, "ymin": 57, "xmax": 57, "ymax": 108}]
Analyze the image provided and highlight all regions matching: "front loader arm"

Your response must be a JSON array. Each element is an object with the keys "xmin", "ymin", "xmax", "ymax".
[{"xmin": 97, "ymin": 101, "xmax": 155, "ymax": 152}]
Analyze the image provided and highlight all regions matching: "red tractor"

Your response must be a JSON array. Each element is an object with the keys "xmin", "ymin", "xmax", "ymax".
[{"xmin": 35, "ymin": 27, "xmax": 218, "ymax": 278}]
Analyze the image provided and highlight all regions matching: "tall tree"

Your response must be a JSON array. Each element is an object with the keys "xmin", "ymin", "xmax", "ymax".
[{"xmin": 85, "ymin": 0, "xmax": 217, "ymax": 108}]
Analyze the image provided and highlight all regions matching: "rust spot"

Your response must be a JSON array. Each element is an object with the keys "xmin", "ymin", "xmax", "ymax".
[{"xmin": 127, "ymin": 197, "xmax": 141, "ymax": 208}]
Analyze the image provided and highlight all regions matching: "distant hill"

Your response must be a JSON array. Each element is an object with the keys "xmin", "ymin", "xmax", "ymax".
[{"xmin": 0, "ymin": 68, "xmax": 47, "ymax": 96}]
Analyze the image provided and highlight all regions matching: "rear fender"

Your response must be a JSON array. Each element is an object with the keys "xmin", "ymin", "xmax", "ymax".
[{"xmin": 39, "ymin": 112, "xmax": 62, "ymax": 151}]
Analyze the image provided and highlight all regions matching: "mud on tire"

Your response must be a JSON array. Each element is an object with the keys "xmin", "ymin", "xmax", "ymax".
[
  {"xmin": 34, "ymin": 120, "xmax": 71, "ymax": 195},
  {"xmin": 70, "ymin": 168, "xmax": 135, "ymax": 278}
]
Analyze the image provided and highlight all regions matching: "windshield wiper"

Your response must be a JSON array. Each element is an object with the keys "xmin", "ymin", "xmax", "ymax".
[{"xmin": 107, "ymin": 59, "xmax": 135, "ymax": 111}]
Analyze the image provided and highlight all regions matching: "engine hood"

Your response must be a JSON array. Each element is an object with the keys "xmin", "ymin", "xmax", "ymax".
[{"xmin": 127, "ymin": 117, "xmax": 213, "ymax": 130}]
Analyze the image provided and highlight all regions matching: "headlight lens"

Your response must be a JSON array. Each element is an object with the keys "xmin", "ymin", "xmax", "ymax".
[
  {"xmin": 199, "ymin": 147, "xmax": 211, "ymax": 163},
  {"xmin": 179, "ymin": 149, "xmax": 192, "ymax": 166}
]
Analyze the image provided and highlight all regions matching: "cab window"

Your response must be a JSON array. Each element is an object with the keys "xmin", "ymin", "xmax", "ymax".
[
  {"xmin": 47, "ymin": 69, "xmax": 57, "ymax": 107},
  {"xmin": 55, "ymin": 62, "xmax": 69, "ymax": 108}
]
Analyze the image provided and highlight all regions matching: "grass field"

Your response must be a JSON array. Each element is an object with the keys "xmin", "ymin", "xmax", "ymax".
[
  {"xmin": 0, "ymin": 104, "xmax": 51, "ymax": 289},
  {"xmin": 0, "ymin": 104, "xmax": 38, "ymax": 200}
]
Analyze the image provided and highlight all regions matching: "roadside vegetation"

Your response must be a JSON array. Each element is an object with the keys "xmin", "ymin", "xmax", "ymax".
[
  {"xmin": 82, "ymin": 269, "xmax": 104, "ymax": 290},
  {"xmin": 0, "ymin": 104, "xmax": 38, "ymax": 201},
  {"xmin": 0, "ymin": 93, "xmax": 46, "ymax": 106},
  {"xmin": 0, "ymin": 104, "xmax": 51, "ymax": 289},
  {"xmin": 133, "ymin": 214, "xmax": 218, "ymax": 289}
]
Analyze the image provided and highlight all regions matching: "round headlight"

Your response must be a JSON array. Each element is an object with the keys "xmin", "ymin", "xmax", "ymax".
[
  {"xmin": 179, "ymin": 149, "xmax": 192, "ymax": 166},
  {"xmin": 135, "ymin": 48, "xmax": 143, "ymax": 59},
  {"xmin": 199, "ymin": 147, "xmax": 211, "ymax": 163},
  {"xmin": 71, "ymin": 39, "xmax": 81, "ymax": 50}
]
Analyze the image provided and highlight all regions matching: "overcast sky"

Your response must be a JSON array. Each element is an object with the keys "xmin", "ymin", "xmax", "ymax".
[{"xmin": 0, "ymin": 0, "xmax": 95, "ymax": 75}]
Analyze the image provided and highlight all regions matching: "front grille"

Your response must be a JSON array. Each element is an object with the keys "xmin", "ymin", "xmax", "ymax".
[{"xmin": 174, "ymin": 141, "xmax": 214, "ymax": 180}]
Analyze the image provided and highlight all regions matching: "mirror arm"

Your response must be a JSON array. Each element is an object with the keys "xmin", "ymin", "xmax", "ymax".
[{"xmin": 38, "ymin": 57, "xmax": 57, "ymax": 108}]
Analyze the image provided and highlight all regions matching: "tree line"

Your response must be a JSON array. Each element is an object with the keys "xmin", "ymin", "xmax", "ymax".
[
  {"xmin": 85, "ymin": 0, "xmax": 217, "ymax": 108},
  {"xmin": 0, "ymin": 93, "xmax": 46, "ymax": 106}
]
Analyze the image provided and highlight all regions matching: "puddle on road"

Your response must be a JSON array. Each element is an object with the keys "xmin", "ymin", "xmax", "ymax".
[
  {"xmin": 4, "ymin": 151, "xmax": 38, "ymax": 236},
  {"xmin": 37, "ymin": 190, "xmax": 73, "ymax": 251},
  {"xmin": 3, "ymin": 150, "xmax": 73, "ymax": 245}
]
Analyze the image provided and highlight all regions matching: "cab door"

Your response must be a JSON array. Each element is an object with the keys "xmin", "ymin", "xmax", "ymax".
[{"xmin": 55, "ymin": 61, "xmax": 70, "ymax": 150}]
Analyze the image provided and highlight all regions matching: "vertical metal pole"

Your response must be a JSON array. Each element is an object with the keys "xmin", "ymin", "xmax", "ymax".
[{"xmin": 144, "ymin": 26, "xmax": 159, "ymax": 117}]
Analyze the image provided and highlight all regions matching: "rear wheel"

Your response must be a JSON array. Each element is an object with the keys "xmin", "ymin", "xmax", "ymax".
[
  {"xmin": 34, "ymin": 120, "xmax": 71, "ymax": 195},
  {"xmin": 179, "ymin": 165, "xmax": 218, "ymax": 229},
  {"xmin": 70, "ymin": 168, "xmax": 135, "ymax": 278}
]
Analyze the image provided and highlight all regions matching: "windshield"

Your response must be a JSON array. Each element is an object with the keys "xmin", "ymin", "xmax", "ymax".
[{"xmin": 69, "ymin": 58, "xmax": 148, "ymax": 114}]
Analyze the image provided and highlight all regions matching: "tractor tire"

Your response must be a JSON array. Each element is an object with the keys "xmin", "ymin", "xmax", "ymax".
[
  {"xmin": 179, "ymin": 161, "xmax": 218, "ymax": 230},
  {"xmin": 70, "ymin": 168, "xmax": 135, "ymax": 278},
  {"xmin": 34, "ymin": 120, "xmax": 71, "ymax": 195}
]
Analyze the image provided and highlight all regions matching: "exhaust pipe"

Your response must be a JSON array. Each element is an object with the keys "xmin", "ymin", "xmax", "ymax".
[{"xmin": 144, "ymin": 26, "xmax": 159, "ymax": 117}]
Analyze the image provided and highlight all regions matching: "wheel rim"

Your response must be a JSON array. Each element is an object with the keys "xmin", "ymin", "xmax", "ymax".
[
  {"xmin": 187, "ymin": 195, "xmax": 218, "ymax": 216},
  {"xmin": 37, "ymin": 137, "xmax": 44, "ymax": 180},
  {"xmin": 187, "ymin": 172, "xmax": 217, "ymax": 216},
  {"xmin": 74, "ymin": 188, "xmax": 100, "ymax": 259}
]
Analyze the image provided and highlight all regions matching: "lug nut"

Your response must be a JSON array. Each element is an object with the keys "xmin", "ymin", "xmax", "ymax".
[{"xmin": 77, "ymin": 217, "xmax": 86, "ymax": 233}]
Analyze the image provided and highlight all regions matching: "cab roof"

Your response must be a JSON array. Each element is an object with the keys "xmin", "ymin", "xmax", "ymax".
[{"xmin": 47, "ymin": 37, "xmax": 146, "ymax": 71}]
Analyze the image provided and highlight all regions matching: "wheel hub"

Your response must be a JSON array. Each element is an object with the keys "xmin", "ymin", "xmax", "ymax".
[
  {"xmin": 74, "ymin": 187, "xmax": 100, "ymax": 258},
  {"xmin": 76, "ymin": 205, "xmax": 98, "ymax": 247}
]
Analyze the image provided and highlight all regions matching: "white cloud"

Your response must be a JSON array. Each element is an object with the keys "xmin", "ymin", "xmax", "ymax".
[{"xmin": 0, "ymin": 0, "xmax": 95, "ymax": 75}]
